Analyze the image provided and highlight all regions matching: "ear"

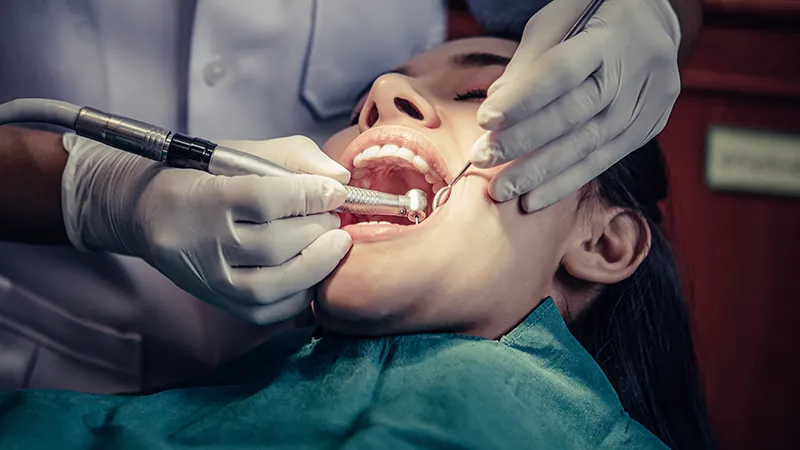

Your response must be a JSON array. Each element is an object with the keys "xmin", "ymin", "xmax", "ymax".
[{"xmin": 562, "ymin": 209, "xmax": 652, "ymax": 284}]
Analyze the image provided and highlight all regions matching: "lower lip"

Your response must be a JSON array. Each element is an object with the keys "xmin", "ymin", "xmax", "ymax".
[{"xmin": 341, "ymin": 212, "xmax": 437, "ymax": 242}]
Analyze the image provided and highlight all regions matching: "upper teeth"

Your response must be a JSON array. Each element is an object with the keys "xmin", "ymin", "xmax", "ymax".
[{"xmin": 351, "ymin": 144, "xmax": 444, "ymax": 188}]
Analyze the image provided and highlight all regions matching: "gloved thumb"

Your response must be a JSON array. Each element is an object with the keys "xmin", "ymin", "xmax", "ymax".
[
  {"xmin": 62, "ymin": 132, "xmax": 81, "ymax": 154},
  {"xmin": 218, "ymin": 137, "xmax": 351, "ymax": 184}
]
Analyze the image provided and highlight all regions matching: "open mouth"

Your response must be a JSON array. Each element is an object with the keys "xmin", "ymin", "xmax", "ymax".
[{"xmin": 340, "ymin": 126, "xmax": 450, "ymax": 228}]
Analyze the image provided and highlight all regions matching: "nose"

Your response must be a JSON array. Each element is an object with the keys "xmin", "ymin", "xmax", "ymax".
[{"xmin": 359, "ymin": 73, "xmax": 441, "ymax": 131}]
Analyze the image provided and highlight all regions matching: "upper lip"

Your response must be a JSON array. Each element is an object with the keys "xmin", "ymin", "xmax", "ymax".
[{"xmin": 342, "ymin": 126, "xmax": 452, "ymax": 182}]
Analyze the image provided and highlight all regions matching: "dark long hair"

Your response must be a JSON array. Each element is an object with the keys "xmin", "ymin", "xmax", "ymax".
[{"xmin": 569, "ymin": 139, "xmax": 715, "ymax": 449}]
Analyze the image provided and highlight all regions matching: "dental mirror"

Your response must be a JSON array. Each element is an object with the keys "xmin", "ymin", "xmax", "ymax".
[
  {"xmin": 432, "ymin": 186, "xmax": 451, "ymax": 211},
  {"xmin": 432, "ymin": 161, "xmax": 471, "ymax": 211}
]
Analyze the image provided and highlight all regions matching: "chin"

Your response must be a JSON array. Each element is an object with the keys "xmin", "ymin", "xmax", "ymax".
[
  {"xmin": 316, "ymin": 253, "xmax": 403, "ymax": 331},
  {"xmin": 314, "ymin": 244, "xmax": 436, "ymax": 336}
]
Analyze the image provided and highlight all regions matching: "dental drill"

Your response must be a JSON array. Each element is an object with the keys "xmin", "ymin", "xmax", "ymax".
[{"xmin": 0, "ymin": 99, "xmax": 428, "ymax": 223}]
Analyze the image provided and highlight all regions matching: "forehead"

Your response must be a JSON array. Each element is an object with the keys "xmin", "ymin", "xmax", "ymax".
[{"xmin": 402, "ymin": 37, "xmax": 518, "ymax": 75}]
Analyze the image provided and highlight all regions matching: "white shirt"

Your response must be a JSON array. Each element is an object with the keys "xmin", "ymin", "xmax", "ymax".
[{"xmin": 0, "ymin": 0, "xmax": 445, "ymax": 392}]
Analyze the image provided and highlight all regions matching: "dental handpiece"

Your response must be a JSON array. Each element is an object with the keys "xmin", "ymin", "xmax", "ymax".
[
  {"xmin": 0, "ymin": 100, "xmax": 428, "ymax": 223},
  {"xmin": 202, "ymin": 140, "xmax": 427, "ymax": 222}
]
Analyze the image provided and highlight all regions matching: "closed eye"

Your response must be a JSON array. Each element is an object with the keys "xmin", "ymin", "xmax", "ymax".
[{"xmin": 454, "ymin": 89, "xmax": 488, "ymax": 102}]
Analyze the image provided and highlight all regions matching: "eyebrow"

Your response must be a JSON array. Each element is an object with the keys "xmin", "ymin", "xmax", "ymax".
[{"xmin": 450, "ymin": 52, "xmax": 512, "ymax": 68}]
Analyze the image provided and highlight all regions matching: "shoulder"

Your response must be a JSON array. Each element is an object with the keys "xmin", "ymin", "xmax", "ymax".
[
  {"xmin": 392, "ymin": 333, "xmax": 600, "ymax": 406},
  {"xmin": 351, "ymin": 333, "xmax": 663, "ymax": 448},
  {"xmin": 372, "ymin": 330, "xmax": 657, "ymax": 448}
]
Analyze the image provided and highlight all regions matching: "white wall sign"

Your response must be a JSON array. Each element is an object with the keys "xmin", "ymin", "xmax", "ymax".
[{"xmin": 706, "ymin": 125, "xmax": 800, "ymax": 197}]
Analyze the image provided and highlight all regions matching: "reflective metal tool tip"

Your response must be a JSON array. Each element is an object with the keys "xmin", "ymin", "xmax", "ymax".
[{"xmin": 404, "ymin": 188, "xmax": 428, "ymax": 223}]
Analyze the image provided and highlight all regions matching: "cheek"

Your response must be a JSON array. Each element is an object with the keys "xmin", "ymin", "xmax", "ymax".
[
  {"xmin": 316, "ymin": 179, "xmax": 578, "ymax": 336},
  {"xmin": 422, "ymin": 178, "xmax": 575, "ymax": 323},
  {"xmin": 439, "ymin": 105, "xmax": 491, "ymax": 161},
  {"xmin": 322, "ymin": 127, "xmax": 359, "ymax": 163}
]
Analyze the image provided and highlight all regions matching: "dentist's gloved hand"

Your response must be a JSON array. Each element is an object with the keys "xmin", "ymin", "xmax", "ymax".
[
  {"xmin": 62, "ymin": 134, "xmax": 353, "ymax": 324},
  {"xmin": 470, "ymin": 0, "xmax": 682, "ymax": 211}
]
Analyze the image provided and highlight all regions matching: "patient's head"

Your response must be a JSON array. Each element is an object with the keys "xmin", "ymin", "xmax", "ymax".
[
  {"xmin": 314, "ymin": 37, "xmax": 653, "ymax": 338},
  {"xmin": 314, "ymin": 36, "xmax": 713, "ymax": 450}
]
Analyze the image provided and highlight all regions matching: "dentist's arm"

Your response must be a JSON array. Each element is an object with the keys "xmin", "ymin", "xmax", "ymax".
[
  {"xmin": 0, "ymin": 126, "xmax": 68, "ymax": 243},
  {"xmin": 0, "ymin": 125, "xmax": 353, "ymax": 325},
  {"xmin": 469, "ymin": 0, "xmax": 702, "ymax": 211},
  {"xmin": 670, "ymin": 0, "xmax": 703, "ymax": 64}
]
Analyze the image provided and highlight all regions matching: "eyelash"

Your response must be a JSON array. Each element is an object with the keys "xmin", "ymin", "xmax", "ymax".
[
  {"xmin": 454, "ymin": 89, "xmax": 488, "ymax": 102},
  {"xmin": 348, "ymin": 88, "xmax": 488, "ymax": 125}
]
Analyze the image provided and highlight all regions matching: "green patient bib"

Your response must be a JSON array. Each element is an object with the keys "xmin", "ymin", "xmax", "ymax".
[{"xmin": 0, "ymin": 299, "xmax": 666, "ymax": 449}]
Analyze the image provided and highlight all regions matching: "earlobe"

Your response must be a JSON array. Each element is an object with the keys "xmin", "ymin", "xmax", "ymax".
[{"xmin": 562, "ymin": 210, "xmax": 652, "ymax": 285}]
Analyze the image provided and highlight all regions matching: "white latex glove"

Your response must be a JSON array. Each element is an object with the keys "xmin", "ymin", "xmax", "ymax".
[
  {"xmin": 470, "ymin": 0, "xmax": 682, "ymax": 211},
  {"xmin": 62, "ymin": 134, "xmax": 353, "ymax": 324}
]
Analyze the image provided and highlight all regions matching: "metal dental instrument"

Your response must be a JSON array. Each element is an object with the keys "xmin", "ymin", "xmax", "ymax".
[
  {"xmin": 0, "ymin": 99, "xmax": 428, "ymax": 223},
  {"xmin": 431, "ymin": 0, "xmax": 607, "ymax": 212},
  {"xmin": 431, "ymin": 161, "xmax": 470, "ymax": 212}
]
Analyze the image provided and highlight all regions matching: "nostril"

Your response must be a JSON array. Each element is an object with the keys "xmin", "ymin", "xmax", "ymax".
[
  {"xmin": 366, "ymin": 104, "xmax": 379, "ymax": 127},
  {"xmin": 394, "ymin": 98, "xmax": 424, "ymax": 121}
]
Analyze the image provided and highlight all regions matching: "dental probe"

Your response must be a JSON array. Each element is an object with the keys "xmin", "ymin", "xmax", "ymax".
[
  {"xmin": 0, "ymin": 99, "xmax": 428, "ymax": 223},
  {"xmin": 431, "ymin": 0, "xmax": 607, "ymax": 211}
]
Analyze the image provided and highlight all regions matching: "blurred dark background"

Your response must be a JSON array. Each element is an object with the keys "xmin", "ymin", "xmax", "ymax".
[{"xmin": 449, "ymin": 1, "xmax": 800, "ymax": 449}]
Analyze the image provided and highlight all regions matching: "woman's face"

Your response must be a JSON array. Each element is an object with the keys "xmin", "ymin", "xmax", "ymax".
[{"xmin": 316, "ymin": 38, "xmax": 586, "ymax": 338}]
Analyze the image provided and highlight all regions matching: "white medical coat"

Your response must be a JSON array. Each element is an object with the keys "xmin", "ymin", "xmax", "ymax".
[{"xmin": 0, "ymin": 0, "xmax": 446, "ymax": 393}]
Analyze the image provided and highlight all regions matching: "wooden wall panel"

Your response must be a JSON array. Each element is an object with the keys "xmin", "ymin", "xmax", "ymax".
[
  {"xmin": 660, "ymin": 93, "xmax": 800, "ymax": 450},
  {"xmin": 661, "ymin": 4, "xmax": 800, "ymax": 449},
  {"xmin": 703, "ymin": 0, "xmax": 800, "ymax": 16}
]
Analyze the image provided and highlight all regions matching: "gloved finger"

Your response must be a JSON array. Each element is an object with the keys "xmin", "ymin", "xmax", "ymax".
[
  {"xmin": 229, "ymin": 229, "xmax": 352, "ymax": 305},
  {"xmin": 223, "ymin": 290, "xmax": 313, "ymax": 325},
  {"xmin": 471, "ymin": 75, "xmax": 605, "ymax": 169},
  {"xmin": 218, "ymin": 136, "xmax": 350, "ymax": 184},
  {"xmin": 225, "ymin": 174, "xmax": 346, "ymax": 223},
  {"xmin": 487, "ymin": 111, "xmax": 615, "ymax": 203},
  {"xmin": 477, "ymin": 31, "xmax": 602, "ymax": 132},
  {"xmin": 225, "ymin": 213, "xmax": 341, "ymax": 267},
  {"xmin": 518, "ymin": 131, "xmax": 638, "ymax": 213}
]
